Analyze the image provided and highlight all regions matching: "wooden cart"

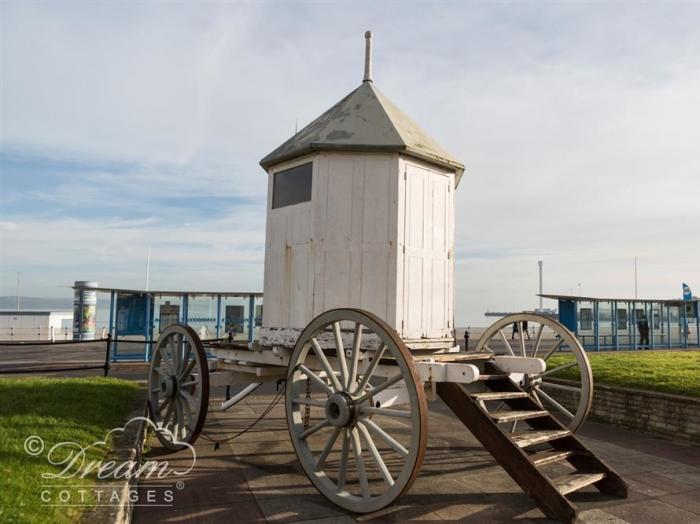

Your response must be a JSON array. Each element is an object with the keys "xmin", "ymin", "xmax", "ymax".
[{"xmin": 146, "ymin": 32, "xmax": 627, "ymax": 522}]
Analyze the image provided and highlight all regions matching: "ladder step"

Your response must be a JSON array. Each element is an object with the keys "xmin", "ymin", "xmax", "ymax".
[
  {"xmin": 529, "ymin": 449, "xmax": 576, "ymax": 467},
  {"xmin": 553, "ymin": 472, "xmax": 606, "ymax": 495},
  {"xmin": 511, "ymin": 429, "xmax": 571, "ymax": 448},
  {"xmin": 471, "ymin": 391, "xmax": 528, "ymax": 401},
  {"xmin": 437, "ymin": 382, "xmax": 628, "ymax": 522},
  {"xmin": 490, "ymin": 410, "xmax": 550, "ymax": 423}
]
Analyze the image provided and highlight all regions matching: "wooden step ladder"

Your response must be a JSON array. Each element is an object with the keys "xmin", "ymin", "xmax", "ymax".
[{"xmin": 437, "ymin": 375, "xmax": 627, "ymax": 523}]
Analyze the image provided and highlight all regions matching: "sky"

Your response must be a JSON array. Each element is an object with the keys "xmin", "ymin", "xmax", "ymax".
[{"xmin": 1, "ymin": 0, "xmax": 699, "ymax": 326}]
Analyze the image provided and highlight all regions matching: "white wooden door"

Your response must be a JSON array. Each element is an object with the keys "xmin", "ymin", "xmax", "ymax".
[{"xmin": 402, "ymin": 161, "xmax": 452, "ymax": 339}]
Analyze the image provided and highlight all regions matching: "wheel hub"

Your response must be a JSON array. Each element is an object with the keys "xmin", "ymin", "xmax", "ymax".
[
  {"xmin": 160, "ymin": 376, "xmax": 178, "ymax": 398},
  {"xmin": 325, "ymin": 392, "xmax": 354, "ymax": 427}
]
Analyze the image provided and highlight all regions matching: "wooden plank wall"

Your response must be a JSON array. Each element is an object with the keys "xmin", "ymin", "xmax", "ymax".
[
  {"xmin": 262, "ymin": 152, "xmax": 456, "ymax": 341},
  {"xmin": 313, "ymin": 153, "xmax": 397, "ymax": 326}
]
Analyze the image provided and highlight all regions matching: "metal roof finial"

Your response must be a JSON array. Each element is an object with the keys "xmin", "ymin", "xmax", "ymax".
[{"xmin": 363, "ymin": 30, "xmax": 373, "ymax": 83}]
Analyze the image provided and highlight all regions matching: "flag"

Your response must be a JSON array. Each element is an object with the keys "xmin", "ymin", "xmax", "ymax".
[{"xmin": 682, "ymin": 283, "xmax": 692, "ymax": 301}]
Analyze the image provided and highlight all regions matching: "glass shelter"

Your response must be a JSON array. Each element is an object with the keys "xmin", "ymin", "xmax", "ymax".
[
  {"xmin": 72, "ymin": 284, "xmax": 262, "ymax": 361},
  {"xmin": 542, "ymin": 294, "xmax": 700, "ymax": 350}
]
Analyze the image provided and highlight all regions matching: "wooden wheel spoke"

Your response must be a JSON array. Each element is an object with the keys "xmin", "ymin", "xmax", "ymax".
[
  {"xmin": 536, "ymin": 361, "xmax": 577, "ymax": 379},
  {"xmin": 174, "ymin": 334, "xmax": 182, "ymax": 372},
  {"xmin": 536, "ymin": 387, "xmax": 575, "ymax": 419},
  {"xmin": 297, "ymin": 364, "xmax": 334, "ymax": 396},
  {"xmin": 356, "ymin": 373, "xmax": 403, "ymax": 404},
  {"xmin": 349, "ymin": 323, "xmax": 363, "ymax": 387},
  {"xmin": 158, "ymin": 396, "xmax": 171, "ymax": 413},
  {"xmin": 333, "ymin": 322, "xmax": 349, "ymax": 389},
  {"xmin": 358, "ymin": 423, "xmax": 395, "ymax": 486},
  {"xmin": 518, "ymin": 322, "xmax": 526, "ymax": 357},
  {"xmin": 531, "ymin": 389, "xmax": 544, "ymax": 409},
  {"xmin": 179, "ymin": 389, "xmax": 198, "ymax": 408},
  {"xmin": 533, "ymin": 324, "xmax": 545, "ymax": 356},
  {"xmin": 162, "ymin": 398, "xmax": 175, "ymax": 426},
  {"xmin": 540, "ymin": 381, "xmax": 581, "ymax": 394},
  {"xmin": 541, "ymin": 338, "xmax": 564, "ymax": 361},
  {"xmin": 337, "ymin": 430, "xmax": 349, "ymax": 492},
  {"xmin": 360, "ymin": 406, "xmax": 411, "ymax": 419},
  {"xmin": 351, "ymin": 428, "xmax": 371, "ymax": 500},
  {"xmin": 159, "ymin": 345, "xmax": 175, "ymax": 374},
  {"xmin": 360, "ymin": 418, "xmax": 408, "ymax": 457},
  {"xmin": 173, "ymin": 398, "xmax": 182, "ymax": 440},
  {"xmin": 299, "ymin": 419, "xmax": 330, "ymax": 440},
  {"xmin": 354, "ymin": 344, "xmax": 387, "ymax": 394},
  {"xmin": 311, "ymin": 338, "xmax": 344, "ymax": 392},
  {"xmin": 179, "ymin": 357, "xmax": 197, "ymax": 380},
  {"xmin": 498, "ymin": 329, "xmax": 515, "ymax": 356},
  {"xmin": 178, "ymin": 396, "xmax": 195, "ymax": 431},
  {"xmin": 165, "ymin": 338, "xmax": 176, "ymax": 366},
  {"xmin": 179, "ymin": 341, "xmax": 191, "ymax": 376},
  {"xmin": 316, "ymin": 427, "xmax": 342, "ymax": 471}
]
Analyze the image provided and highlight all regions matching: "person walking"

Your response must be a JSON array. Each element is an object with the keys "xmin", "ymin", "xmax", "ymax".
[
  {"xmin": 638, "ymin": 317, "xmax": 650, "ymax": 348},
  {"xmin": 512, "ymin": 321, "xmax": 532, "ymax": 340}
]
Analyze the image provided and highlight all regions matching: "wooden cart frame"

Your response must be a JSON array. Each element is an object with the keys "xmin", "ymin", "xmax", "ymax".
[{"xmin": 146, "ymin": 308, "xmax": 626, "ymax": 522}]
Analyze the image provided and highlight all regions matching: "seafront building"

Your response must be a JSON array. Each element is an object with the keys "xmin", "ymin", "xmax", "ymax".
[{"xmin": 542, "ymin": 293, "xmax": 700, "ymax": 350}]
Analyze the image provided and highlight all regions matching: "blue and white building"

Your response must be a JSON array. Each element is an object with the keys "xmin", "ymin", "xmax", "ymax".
[{"xmin": 541, "ymin": 294, "xmax": 700, "ymax": 350}]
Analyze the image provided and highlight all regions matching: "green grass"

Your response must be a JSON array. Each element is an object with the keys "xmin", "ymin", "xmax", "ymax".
[
  {"xmin": 547, "ymin": 350, "xmax": 700, "ymax": 398},
  {"xmin": 0, "ymin": 377, "xmax": 140, "ymax": 524}
]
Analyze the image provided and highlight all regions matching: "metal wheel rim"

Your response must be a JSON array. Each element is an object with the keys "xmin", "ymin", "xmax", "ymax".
[
  {"xmin": 285, "ymin": 308, "xmax": 428, "ymax": 514},
  {"xmin": 475, "ymin": 313, "xmax": 593, "ymax": 432},
  {"xmin": 148, "ymin": 324, "xmax": 209, "ymax": 450}
]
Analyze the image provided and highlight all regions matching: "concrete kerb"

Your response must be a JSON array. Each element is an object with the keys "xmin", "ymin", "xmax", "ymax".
[{"xmin": 81, "ymin": 388, "xmax": 149, "ymax": 524}]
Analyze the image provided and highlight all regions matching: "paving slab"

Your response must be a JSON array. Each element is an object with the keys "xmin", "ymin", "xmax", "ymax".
[
  {"xmin": 133, "ymin": 390, "xmax": 700, "ymax": 523},
  {"xmin": 604, "ymin": 499, "xmax": 699, "ymax": 523}
]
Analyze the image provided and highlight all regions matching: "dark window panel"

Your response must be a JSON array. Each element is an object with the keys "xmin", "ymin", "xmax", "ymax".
[
  {"xmin": 580, "ymin": 308, "xmax": 592, "ymax": 331},
  {"xmin": 272, "ymin": 162, "xmax": 312, "ymax": 209}
]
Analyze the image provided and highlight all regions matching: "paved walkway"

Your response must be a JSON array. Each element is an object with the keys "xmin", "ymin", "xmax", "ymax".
[{"xmin": 133, "ymin": 388, "xmax": 700, "ymax": 523}]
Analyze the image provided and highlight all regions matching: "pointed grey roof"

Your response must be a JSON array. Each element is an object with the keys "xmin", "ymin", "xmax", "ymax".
[{"xmin": 260, "ymin": 82, "xmax": 465, "ymax": 185}]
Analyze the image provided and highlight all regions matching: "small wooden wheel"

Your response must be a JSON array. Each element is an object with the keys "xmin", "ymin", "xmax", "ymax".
[
  {"xmin": 148, "ymin": 324, "xmax": 209, "ymax": 450},
  {"xmin": 286, "ymin": 309, "xmax": 428, "ymax": 514},
  {"xmin": 476, "ymin": 313, "xmax": 593, "ymax": 433}
]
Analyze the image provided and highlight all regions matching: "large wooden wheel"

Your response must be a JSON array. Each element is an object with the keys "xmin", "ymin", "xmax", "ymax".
[
  {"xmin": 286, "ymin": 309, "xmax": 428, "ymax": 514},
  {"xmin": 148, "ymin": 324, "xmax": 209, "ymax": 450},
  {"xmin": 476, "ymin": 313, "xmax": 593, "ymax": 432}
]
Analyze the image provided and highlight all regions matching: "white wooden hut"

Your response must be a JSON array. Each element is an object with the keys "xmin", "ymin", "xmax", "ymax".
[{"xmin": 259, "ymin": 32, "xmax": 465, "ymax": 350}]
